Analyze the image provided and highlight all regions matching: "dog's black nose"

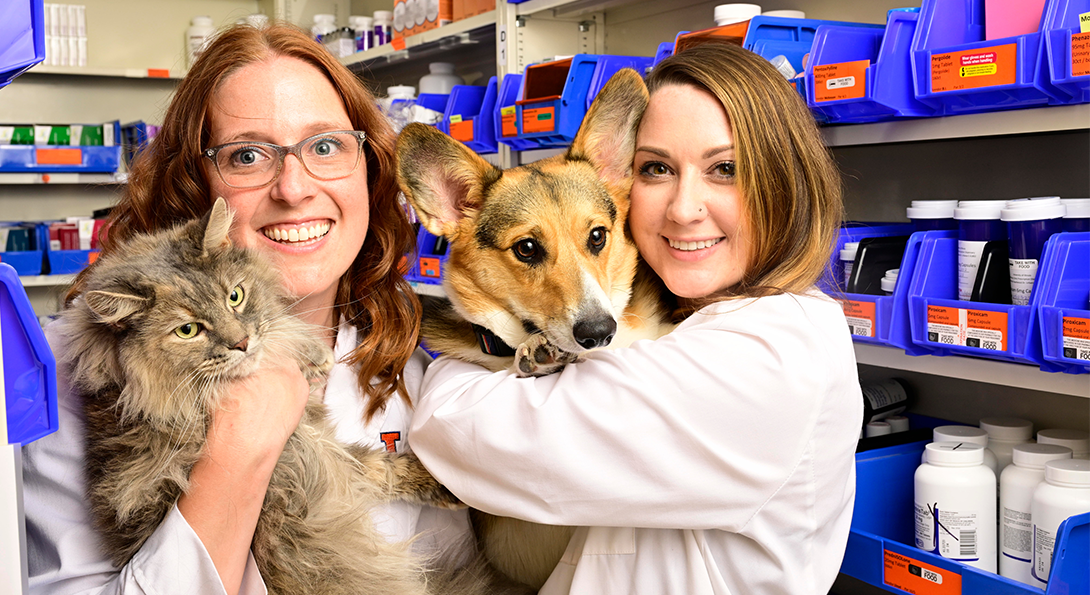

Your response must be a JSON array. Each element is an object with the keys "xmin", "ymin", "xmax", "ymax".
[{"xmin": 573, "ymin": 317, "xmax": 617, "ymax": 350}]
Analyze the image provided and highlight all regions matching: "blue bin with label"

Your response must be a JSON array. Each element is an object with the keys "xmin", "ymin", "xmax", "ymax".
[
  {"xmin": 437, "ymin": 79, "xmax": 498, "ymax": 154},
  {"xmin": 807, "ymin": 10, "xmax": 937, "ymax": 123},
  {"xmin": 0, "ymin": 0, "xmax": 45, "ymax": 89},
  {"xmin": 495, "ymin": 73, "xmax": 541, "ymax": 152},
  {"xmin": 406, "ymin": 226, "xmax": 448, "ymax": 286},
  {"xmin": 1043, "ymin": 0, "xmax": 1090, "ymax": 103},
  {"xmin": 911, "ymin": 0, "xmax": 1071, "ymax": 115},
  {"xmin": 1035, "ymin": 231, "xmax": 1089, "ymax": 374},
  {"xmin": 0, "ymin": 262, "xmax": 58, "ymax": 445},
  {"xmin": 515, "ymin": 54, "xmax": 653, "ymax": 148}
]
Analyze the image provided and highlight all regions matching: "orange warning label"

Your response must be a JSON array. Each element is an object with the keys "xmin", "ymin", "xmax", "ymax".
[
  {"xmin": 926, "ymin": 306, "xmax": 1007, "ymax": 351},
  {"xmin": 813, "ymin": 60, "xmax": 869, "ymax": 102},
  {"xmin": 841, "ymin": 299, "xmax": 876, "ymax": 338},
  {"xmin": 450, "ymin": 119, "xmax": 474, "ymax": 142},
  {"xmin": 1062, "ymin": 316, "xmax": 1090, "ymax": 361},
  {"xmin": 884, "ymin": 550, "xmax": 962, "ymax": 595},
  {"xmin": 36, "ymin": 148, "xmax": 82, "ymax": 165},
  {"xmin": 1064, "ymin": 317, "xmax": 1090, "ymax": 340},
  {"xmin": 931, "ymin": 44, "xmax": 1017, "ymax": 93},
  {"xmin": 500, "ymin": 107, "xmax": 517, "ymax": 137},
  {"xmin": 1072, "ymin": 32, "xmax": 1090, "ymax": 77},
  {"xmin": 522, "ymin": 106, "xmax": 556, "ymax": 134}
]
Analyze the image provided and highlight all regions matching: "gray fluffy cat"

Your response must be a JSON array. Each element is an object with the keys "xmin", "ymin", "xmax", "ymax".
[{"xmin": 51, "ymin": 198, "xmax": 485, "ymax": 595}]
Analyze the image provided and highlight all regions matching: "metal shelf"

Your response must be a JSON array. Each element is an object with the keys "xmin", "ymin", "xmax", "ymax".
[
  {"xmin": 25, "ymin": 65, "xmax": 182, "ymax": 79},
  {"xmin": 340, "ymin": 10, "xmax": 497, "ymax": 71},
  {"xmin": 17, "ymin": 275, "xmax": 76, "ymax": 288},
  {"xmin": 0, "ymin": 172, "xmax": 125, "ymax": 185}
]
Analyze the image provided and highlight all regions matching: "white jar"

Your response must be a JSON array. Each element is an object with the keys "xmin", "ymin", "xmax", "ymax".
[
  {"xmin": 311, "ymin": 13, "xmax": 336, "ymax": 41},
  {"xmin": 1031, "ymin": 459, "xmax": 1090, "ymax": 586},
  {"xmin": 713, "ymin": 3, "xmax": 761, "ymax": 26},
  {"xmin": 1037, "ymin": 428, "xmax": 1089, "ymax": 459},
  {"xmin": 998, "ymin": 443, "xmax": 1072, "ymax": 585},
  {"xmin": 915, "ymin": 442, "xmax": 997, "ymax": 572},
  {"xmin": 980, "ymin": 417, "xmax": 1034, "ymax": 476},
  {"xmin": 186, "ymin": 16, "xmax": 215, "ymax": 69},
  {"xmin": 865, "ymin": 421, "xmax": 891, "ymax": 438},
  {"xmin": 419, "ymin": 62, "xmax": 464, "ymax": 95},
  {"xmin": 929, "ymin": 425, "xmax": 999, "ymax": 477},
  {"xmin": 840, "ymin": 241, "xmax": 859, "ymax": 288}
]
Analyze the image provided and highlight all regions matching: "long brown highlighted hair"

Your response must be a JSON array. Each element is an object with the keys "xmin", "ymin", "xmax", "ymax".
[
  {"xmin": 68, "ymin": 22, "xmax": 420, "ymax": 420},
  {"xmin": 644, "ymin": 42, "xmax": 842, "ymax": 314}
]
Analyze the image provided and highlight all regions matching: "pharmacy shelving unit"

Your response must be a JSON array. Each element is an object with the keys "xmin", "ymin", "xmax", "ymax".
[{"xmin": 2, "ymin": 0, "xmax": 1088, "ymax": 593}]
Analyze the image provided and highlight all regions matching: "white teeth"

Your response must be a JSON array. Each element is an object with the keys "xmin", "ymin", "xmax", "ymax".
[
  {"xmin": 669, "ymin": 237, "xmax": 723, "ymax": 251},
  {"xmin": 263, "ymin": 222, "xmax": 330, "ymax": 244}
]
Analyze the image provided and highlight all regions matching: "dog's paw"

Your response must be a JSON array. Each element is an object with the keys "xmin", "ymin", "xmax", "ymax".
[{"xmin": 515, "ymin": 335, "xmax": 581, "ymax": 377}]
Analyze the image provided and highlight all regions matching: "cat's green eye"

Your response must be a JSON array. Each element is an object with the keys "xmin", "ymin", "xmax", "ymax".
[
  {"xmin": 228, "ymin": 285, "xmax": 244, "ymax": 308},
  {"xmin": 175, "ymin": 323, "xmax": 202, "ymax": 339}
]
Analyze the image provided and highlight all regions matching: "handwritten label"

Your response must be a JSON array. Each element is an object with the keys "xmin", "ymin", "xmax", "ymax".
[
  {"xmin": 813, "ymin": 60, "xmax": 869, "ymax": 102},
  {"xmin": 931, "ymin": 44, "xmax": 1016, "ymax": 92},
  {"xmin": 884, "ymin": 550, "xmax": 962, "ymax": 595}
]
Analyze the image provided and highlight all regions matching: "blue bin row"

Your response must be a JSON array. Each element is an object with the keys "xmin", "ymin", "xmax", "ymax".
[
  {"xmin": 0, "ymin": 262, "xmax": 58, "ymax": 445},
  {"xmin": 0, "ymin": 144, "xmax": 122, "ymax": 173},
  {"xmin": 0, "ymin": 222, "xmax": 99, "ymax": 276},
  {"xmin": 848, "ymin": 414, "xmax": 1089, "ymax": 595},
  {"xmin": 822, "ymin": 226, "xmax": 1089, "ymax": 374},
  {"xmin": 0, "ymin": 0, "xmax": 45, "ymax": 89},
  {"xmin": 396, "ymin": 78, "xmax": 501, "ymax": 154}
]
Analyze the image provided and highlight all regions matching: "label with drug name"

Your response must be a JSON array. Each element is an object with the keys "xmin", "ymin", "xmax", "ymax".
[
  {"xmin": 841, "ymin": 299, "xmax": 875, "ymax": 338},
  {"xmin": 884, "ymin": 550, "xmax": 962, "ymax": 595},
  {"xmin": 1063, "ymin": 317, "xmax": 1090, "ymax": 361},
  {"xmin": 931, "ymin": 44, "xmax": 1016, "ymax": 93},
  {"xmin": 927, "ymin": 305, "xmax": 1006, "ymax": 352},
  {"xmin": 813, "ymin": 60, "xmax": 869, "ymax": 102}
]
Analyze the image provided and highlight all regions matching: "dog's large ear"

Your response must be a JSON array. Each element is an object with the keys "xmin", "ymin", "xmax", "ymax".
[
  {"xmin": 567, "ymin": 68, "xmax": 649, "ymax": 188},
  {"xmin": 396, "ymin": 123, "xmax": 502, "ymax": 237}
]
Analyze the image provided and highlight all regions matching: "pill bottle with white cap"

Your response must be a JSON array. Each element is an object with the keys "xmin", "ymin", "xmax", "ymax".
[
  {"xmin": 1037, "ymin": 428, "xmax": 1089, "ymax": 459},
  {"xmin": 915, "ymin": 442, "xmax": 997, "ymax": 572},
  {"xmin": 1030, "ymin": 459, "xmax": 1090, "ymax": 586},
  {"xmin": 930, "ymin": 425, "xmax": 999, "ymax": 477},
  {"xmin": 980, "ymin": 417, "xmax": 1034, "ymax": 475},
  {"xmin": 999, "ymin": 443, "xmax": 1072, "ymax": 585}
]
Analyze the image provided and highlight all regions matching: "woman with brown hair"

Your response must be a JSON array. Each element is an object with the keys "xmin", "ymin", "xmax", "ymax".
[
  {"xmin": 24, "ymin": 22, "xmax": 470, "ymax": 595},
  {"xmin": 410, "ymin": 42, "xmax": 862, "ymax": 594}
]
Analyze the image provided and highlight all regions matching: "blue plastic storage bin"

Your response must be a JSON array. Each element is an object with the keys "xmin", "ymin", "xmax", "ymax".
[
  {"xmin": 0, "ymin": 0, "xmax": 45, "ymax": 89},
  {"xmin": 406, "ymin": 226, "xmax": 448, "ymax": 285},
  {"xmin": 1035, "ymin": 231, "xmax": 1089, "ymax": 374},
  {"xmin": 826, "ymin": 226, "xmax": 952, "ymax": 356},
  {"xmin": 0, "ymin": 222, "xmax": 44, "ymax": 276},
  {"xmin": 495, "ymin": 73, "xmax": 541, "ymax": 152},
  {"xmin": 437, "ymin": 79, "xmax": 498, "ymax": 154},
  {"xmin": 906, "ymin": 233, "xmax": 1048, "ymax": 367},
  {"xmin": 911, "ymin": 0, "xmax": 1071, "ymax": 115},
  {"xmin": 847, "ymin": 429, "xmax": 1089, "ymax": 595},
  {"xmin": 516, "ymin": 54, "xmax": 653, "ymax": 148},
  {"xmin": 807, "ymin": 11, "xmax": 936, "ymax": 123},
  {"xmin": 0, "ymin": 262, "xmax": 58, "ymax": 445},
  {"xmin": 0, "ymin": 144, "xmax": 121, "ymax": 173},
  {"xmin": 1043, "ymin": 0, "xmax": 1090, "ymax": 103}
]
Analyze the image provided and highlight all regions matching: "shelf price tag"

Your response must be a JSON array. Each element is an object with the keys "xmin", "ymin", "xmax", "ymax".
[
  {"xmin": 884, "ymin": 550, "xmax": 962, "ymax": 595},
  {"xmin": 1062, "ymin": 317, "xmax": 1090, "ymax": 361},
  {"xmin": 927, "ymin": 305, "xmax": 1007, "ymax": 351},
  {"xmin": 930, "ymin": 44, "xmax": 1016, "ymax": 93},
  {"xmin": 813, "ymin": 60, "xmax": 869, "ymax": 102},
  {"xmin": 840, "ymin": 299, "xmax": 876, "ymax": 338}
]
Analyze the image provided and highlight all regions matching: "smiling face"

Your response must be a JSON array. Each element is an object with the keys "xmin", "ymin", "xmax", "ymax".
[
  {"xmin": 205, "ymin": 55, "xmax": 369, "ymax": 327},
  {"xmin": 630, "ymin": 83, "xmax": 751, "ymax": 300}
]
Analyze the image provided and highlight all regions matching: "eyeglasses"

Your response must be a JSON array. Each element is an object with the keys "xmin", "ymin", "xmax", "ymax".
[{"xmin": 202, "ymin": 130, "xmax": 367, "ymax": 189}]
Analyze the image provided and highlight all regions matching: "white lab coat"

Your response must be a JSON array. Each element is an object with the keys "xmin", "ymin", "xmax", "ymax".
[
  {"xmin": 23, "ymin": 322, "xmax": 471, "ymax": 595},
  {"xmin": 410, "ymin": 290, "xmax": 863, "ymax": 595}
]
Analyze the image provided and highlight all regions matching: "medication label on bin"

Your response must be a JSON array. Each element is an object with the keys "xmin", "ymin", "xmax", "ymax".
[
  {"xmin": 927, "ymin": 306, "xmax": 1006, "ymax": 351},
  {"xmin": 884, "ymin": 550, "xmax": 962, "ymax": 595},
  {"xmin": 930, "ymin": 45, "xmax": 1016, "ymax": 93},
  {"xmin": 500, "ymin": 107, "xmax": 517, "ymax": 137},
  {"xmin": 522, "ymin": 107, "xmax": 556, "ymax": 134},
  {"xmin": 1072, "ymin": 32, "xmax": 1090, "ymax": 77},
  {"xmin": 813, "ymin": 60, "xmax": 868, "ymax": 102},
  {"xmin": 840, "ymin": 299, "xmax": 875, "ymax": 338},
  {"xmin": 1062, "ymin": 317, "xmax": 1090, "ymax": 361}
]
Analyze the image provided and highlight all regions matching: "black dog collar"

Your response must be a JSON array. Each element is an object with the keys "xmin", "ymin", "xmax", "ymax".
[{"xmin": 472, "ymin": 324, "xmax": 517, "ymax": 357}]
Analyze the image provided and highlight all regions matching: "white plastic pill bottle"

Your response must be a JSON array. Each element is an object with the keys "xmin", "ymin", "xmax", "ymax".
[
  {"xmin": 980, "ymin": 417, "xmax": 1034, "ymax": 475},
  {"xmin": 1037, "ymin": 428, "xmax": 1089, "ymax": 459},
  {"xmin": 929, "ymin": 425, "xmax": 999, "ymax": 477},
  {"xmin": 998, "ymin": 443, "xmax": 1072, "ymax": 585},
  {"xmin": 915, "ymin": 442, "xmax": 997, "ymax": 572},
  {"xmin": 1030, "ymin": 459, "xmax": 1090, "ymax": 586},
  {"xmin": 186, "ymin": 16, "xmax": 215, "ymax": 69}
]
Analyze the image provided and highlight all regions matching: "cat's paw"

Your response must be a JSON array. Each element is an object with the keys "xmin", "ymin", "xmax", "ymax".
[
  {"xmin": 389, "ymin": 452, "xmax": 466, "ymax": 510},
  {"xmin": 515, "ymin": 335, "xmax": 581, "ymax": 377}
]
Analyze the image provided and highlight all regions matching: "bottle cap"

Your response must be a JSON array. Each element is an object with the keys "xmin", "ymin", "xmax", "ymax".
[
  {"xmin": 954, "ymin": 200, "xmax": 1007, "ymax": 220},
  {"xmin": 313, "ymin": 13, "xmax": 335, "ymax": 23},
  {"xmin": 865, "ymin": 421, "xmax": 891, "ymax": 437},
  {"xmin": 906, "ymin": 199, "xmax": 959, "ymax": 219},
  {"xmin": 980, "ymin": 417, "xmax": 1033, "ymax": 441},
  {"xmin": 714, "ymin": 3, "xmax": 762, "ymax": 26},
  {"xmin": 358, "ymin": 16, "xmax": 374, "ymax": 27},
  {"xmin": 880, "ymin": 269, "xmax": 899, "ymax": 293},
  {"xmin": 1044, "ymin": 458, "xmax": 1090, "ymax": 485},
  {"xmin": 925, "ymin": 441, "xmax": 985, "ymax": 465},
  {"xmin": 840, "ymin": 241, "xmax": 859, "ymax": 261},
  {"xmin": 387, "ymin": 85, "xmax": 416, "ymax": 99},
  {"xmin": 1012, "ymin": 443, "xmax": 1072, "ymax": 468},
  {"xmin": 886, "ymin": 415, "xmax": 910, "ymax": 432},
  {"xmin": 1060, "ymin": 198, "xmax": 1090, "ymax": 219},
  {"xmin": 1037, "ymin": 428, "xmax": 1090, "ymax": 456},
  {"xmin": 192, "ymin": 15, "xmax": 214, "ymax": 26},
  {"xmin": 1001, "ymin": 196, "xmax": 1066, "ymax": 222},
  {"xmin": 429, "ymin": 62, "xmax": 456, "ymax": 73},
  {"xmin": 374, "ymin": 10, "xmax": 393, "ymax": 22},
  {"xmin": 762, "ymin": 9, "xmax": 805, "ymax": 18},
  {"xmin": 933, "ymin": 425, "xmax": 988, "ymax": 447}
]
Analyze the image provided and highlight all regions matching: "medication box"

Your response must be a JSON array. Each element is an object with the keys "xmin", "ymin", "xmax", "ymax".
[
  {"xmin": 847, "ymin": 426, "xmax": 1089, "ymax": 594},
  {"xmin": 0, "ymin": 262, "xmax": 58, "ymax": 445}
]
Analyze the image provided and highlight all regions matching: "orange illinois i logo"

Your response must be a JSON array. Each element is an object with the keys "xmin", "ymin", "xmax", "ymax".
[{"xmin": 380, "ymin": 431, "xmax": 402, "ymax": 453}]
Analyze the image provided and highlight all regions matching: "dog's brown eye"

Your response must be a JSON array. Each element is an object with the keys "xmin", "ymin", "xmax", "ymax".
[
  {"xmin": 513, "ymin": 238, "xmax": 543, "ymax": 264},
  {"xmin": 588, "ymin": 227, "xmax": 607, "ymax": 254}
]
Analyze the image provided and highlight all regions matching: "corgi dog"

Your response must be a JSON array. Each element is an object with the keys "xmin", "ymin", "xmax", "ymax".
[{"xmin": 396, "ymin": 69, "xmax": 674, "ymax": 589}]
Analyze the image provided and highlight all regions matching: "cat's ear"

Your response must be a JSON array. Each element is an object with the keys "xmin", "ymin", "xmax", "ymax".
[
  {"xmin": 203, "ymin": 197, "xmax": 233, "ymax": 256},
  {"xmin": 85, "ymin": 290, "xmax": 149, "ymax": 327}
]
